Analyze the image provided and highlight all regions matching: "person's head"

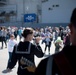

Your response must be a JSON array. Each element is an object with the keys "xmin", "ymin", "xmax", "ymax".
[
  {"xmin": 10, "ymin": 34, "xmax": 15, "ymax": 40},
  {"xmin": 69, "ymin": 8, "xmax": 76, "ymax": 45},
  {"xmin": 22, "ymin": 27, "xmax": 34, "ymax": 41}
]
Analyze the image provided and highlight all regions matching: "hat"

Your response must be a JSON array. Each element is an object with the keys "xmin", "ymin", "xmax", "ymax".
[
  {"xmin": 22, "ymin": 27, "xmax": 34, "ymax": 38},
  {"xmin": 70, "ymin": 8, "xmax": 76, "ymax": 26}
]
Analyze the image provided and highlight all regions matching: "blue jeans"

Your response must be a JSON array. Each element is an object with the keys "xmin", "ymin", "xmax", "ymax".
[{"xmin": 7, "ymin": 52, "xmax": 12, "ymax": 68}]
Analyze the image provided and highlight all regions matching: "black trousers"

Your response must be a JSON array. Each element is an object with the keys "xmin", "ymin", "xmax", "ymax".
[
  {"xmin": 1, "ymin": 37, "xmax": 7, "ymax": 48},
  {"xmin": 44, "ymin": 42, "xmax": 51, "ymax": 53}
]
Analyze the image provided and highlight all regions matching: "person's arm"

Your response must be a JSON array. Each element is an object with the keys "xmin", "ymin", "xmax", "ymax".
[
  {"xmin": 33, "ymin": 37, "xmax": 44, "ymax": 57},
  {"xmin": 34, "ymin": 44, "xmax": 44, "ymax": 57}
]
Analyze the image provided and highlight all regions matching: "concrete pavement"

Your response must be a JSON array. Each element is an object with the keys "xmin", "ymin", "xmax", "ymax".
[{"xmin": 0, "ymin": 40, "xmax": 55, "ymax": 75}]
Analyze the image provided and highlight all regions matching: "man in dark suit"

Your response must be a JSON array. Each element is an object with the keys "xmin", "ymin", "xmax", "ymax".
[{"xmin": 35, "ymin": 8, "xmax": 76, "ymax": 75}]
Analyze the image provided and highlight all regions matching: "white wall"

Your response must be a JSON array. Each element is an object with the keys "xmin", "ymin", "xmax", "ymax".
[
  {"xmin": 9, "ymin": 0, "xmax": 41, "ymax": 21},
  {"xmin": 15, "ymin": 0, "xmax": 40, "ymax": 21},
  {"xmin": 1, "ymin": 0, "xmax": 76, "ymax": 23},
  {"xmin": 42, "ymin": 0, "xmax": 76, "ymax": 23},
  {"xmin": 16, "ymin": 0, "xmax": 23, "ymax": 21}
]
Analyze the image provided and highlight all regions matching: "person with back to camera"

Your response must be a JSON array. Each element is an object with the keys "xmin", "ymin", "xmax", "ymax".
[
  {"xmin": 5, "ymin": 27, "xmax": 44, "ymax": 75},
  {"xmin": 35, "ymin": 8, "xmax": 76, "ymax": 75}
]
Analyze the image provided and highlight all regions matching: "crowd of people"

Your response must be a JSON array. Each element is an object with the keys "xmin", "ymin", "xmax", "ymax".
[
  {"xmin": 0, "ymin": 24, "xmax": 70, "ymax": 50},
  {"xmin": 0, "ymin": 8, "xmax": 76, "ymax": 75},
  {"xmin": 35, "ymin": 8, "xmax": 76, "ymax": 75}
]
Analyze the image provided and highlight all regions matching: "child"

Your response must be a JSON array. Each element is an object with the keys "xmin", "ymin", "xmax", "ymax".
[
  {"xmin": 54, "ymin": 37, "xmax": 63, "ymax": 53},
  {"xmin": 7, "ymin": 34, "xmax": 17, "ymax": 68}
]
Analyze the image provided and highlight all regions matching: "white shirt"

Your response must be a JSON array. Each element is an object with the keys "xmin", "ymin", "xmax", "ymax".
[{"xmin": 7, "ymin": 39, "xmax": 17, "ymax": 53}]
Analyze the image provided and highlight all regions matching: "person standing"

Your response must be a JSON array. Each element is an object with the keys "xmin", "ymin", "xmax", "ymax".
[
  {"xmin": 7, "ymin": 34, "xmax": 17, "ymax": 68},
  {"xmin": 44, "ymin": 31, "xmax": 52, "ymax": 55},
  {"xmin": 5, "ymin": 27, "xmax": 44, "ymax": 75},
  {"xmin": 1, "ymin": 27, "xmax": 7, "ymax": 49},
  {"xmin": 0, "ymin": 27, "xmax": 2, "ymax": 48},
  {"xmin": 54, "ymin": 37, "xmax": 63, "ymax": 53},
  {"xmin": 35, "ymin": 8, "xmax": 76, "ymax": 75}
]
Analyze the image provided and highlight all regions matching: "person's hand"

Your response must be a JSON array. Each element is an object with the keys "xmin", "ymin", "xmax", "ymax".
[
  {"xmin": 26, "ymin": 66, "xmax": 36, "ymax": 72},
  {"xmin": 35, "ymin": 37, "xmax": 41, "ymax": 44}
]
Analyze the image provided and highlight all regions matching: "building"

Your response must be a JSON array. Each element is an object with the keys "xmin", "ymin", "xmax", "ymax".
[{"xmin": 0, "ymin": 0, "xmax": 76, "ymax": 27}]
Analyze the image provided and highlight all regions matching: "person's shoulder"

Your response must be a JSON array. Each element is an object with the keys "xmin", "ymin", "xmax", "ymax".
[
  {"xmin": 30, "ymin": 42, "xmax": 38, "ymax": 47},
  {"xmin": 13, "ymin": 41, "xmax": 24, "ymax": 51},
  {"xmin": 13, "ymin": 39, "xmax": 18, "ymax": 43},
  {"xmin": 62, "ymin": 45, "xmax": 76, "ymax": 51},
  {"xmin": 17, "ymin": 41, "xmax": 24, "ymax": 46},
  {"xmin": 14, "ymin": 41, "xmax": 23, "ymax": 48}
]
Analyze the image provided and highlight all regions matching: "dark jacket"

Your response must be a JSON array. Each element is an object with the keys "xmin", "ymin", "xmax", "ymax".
[
  {"xmin": 35, "ymin": 46, "xmax": 76, "ymax": 75},
  {"xmin": 7, "ymin": 41, "xmax": 44, "ymax": 75}
]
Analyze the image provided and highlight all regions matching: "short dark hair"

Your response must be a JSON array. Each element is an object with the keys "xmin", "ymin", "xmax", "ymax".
[
  {"xmin": 70, "ymin": 8, "xmax": 76, "ymax": 26},
  {"xmin": 22, "ymin": 28, "xmax": 34, "ymax": 38}
]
